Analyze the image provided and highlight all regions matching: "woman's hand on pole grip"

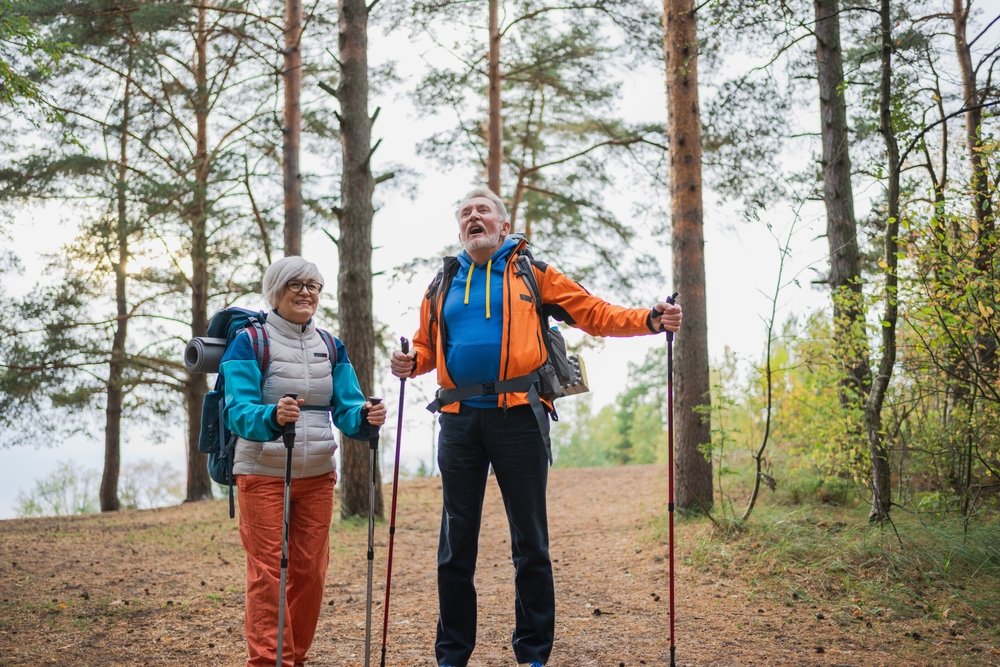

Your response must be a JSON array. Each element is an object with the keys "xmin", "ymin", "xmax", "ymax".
[
  {"xmin": 652, "ymin": 302, "xmax": 683, "ymax": 333},
  {"xmin": 275, "ymin": 396, "xmax": 305, "ymax": 426},
  {"xmin": 390, "ymin": 349, "xmax": 417, "ymax": 379},
  {"xmin": 365, "ymin": 400, "xmax": 387, "ymax": 426}
]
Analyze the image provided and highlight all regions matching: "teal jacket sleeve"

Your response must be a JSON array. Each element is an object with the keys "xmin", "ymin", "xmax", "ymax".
[
  {"xmin": 330, "ymin": 336, "xmax": 370, "ymax": 441},
  {"xmin": 220, "ymin": 332, "xmax": 281, "ymax": 442}
]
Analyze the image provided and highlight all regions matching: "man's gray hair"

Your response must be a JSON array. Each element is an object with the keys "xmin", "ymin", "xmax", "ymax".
[
  {"xmin": 262, "ymin": 256, "xmax": 325, "ymax": 307},
  {"xmin": 455, "ymin": 187, "xmax": 509, "ymax": 223}
]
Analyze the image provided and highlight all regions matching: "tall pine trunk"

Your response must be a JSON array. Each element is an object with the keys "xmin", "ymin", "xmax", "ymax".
[
  {"xmin": 663, "ymin": 0, "xmax": 713, "ymax": 511},
  {"xmin": 100, "ymin": 69, "xmax": 131, "ymax": 513},
  {"xmin": 185, "ymin": 5, "xmax": 213, "ymax": 502},
  {"xmin": 487, "ymin": 0, "xmax": 502, "ymax": 194},
  {"xmin": 814, "ymin": 0, "xmax": 870, "ymax": 403},
  {"xmin": 336, "ymin": 0, "xmax": 382, "ymax": 519},
  {"xmin": 283, "ymin": 0, "xmax": 303, "ymax": 256},
  {"xmin": 953, "ymin": 0, "xmax": 997, "ymax": 373},
  {"xmin": 864, "ymin": 0, "xmax": 898, "ymax": 522}
]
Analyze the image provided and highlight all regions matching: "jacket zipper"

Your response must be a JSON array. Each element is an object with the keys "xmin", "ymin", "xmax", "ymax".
[
  {"xmin": 300, "ymin": 333, "xmax": 309, "ymax": 477},
  {"xmin": 503, "ymin": 256, "xmax": 516, "ymax": 381}
]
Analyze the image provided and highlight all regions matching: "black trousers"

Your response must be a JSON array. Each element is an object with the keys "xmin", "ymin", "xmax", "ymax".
[{"xmin": 435, "ymin": 405, "xmax": 554, "ymax": 667}]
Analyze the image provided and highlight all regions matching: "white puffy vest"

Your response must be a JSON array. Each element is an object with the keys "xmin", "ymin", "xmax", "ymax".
[{"xmin": 232, "ymin": 313, "xmax": 339, "ymax": 479}]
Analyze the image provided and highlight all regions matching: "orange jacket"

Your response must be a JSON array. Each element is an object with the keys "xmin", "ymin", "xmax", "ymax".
[{"xmin": 411, "ymin": 238, "xmax": 657, "ymax": 412}]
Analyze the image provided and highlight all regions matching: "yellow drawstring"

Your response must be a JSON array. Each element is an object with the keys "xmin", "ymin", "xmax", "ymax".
[
  {"xmin": 463, "ymin": 260, "xmax": 493, "ymax": 319},
  {"xmin": 485, "ymin": 260, "xmax": 492, "ymax": 319},
  {"xmin": 463, "ymin": 263, "xmax": 474, "ymax": 305}
]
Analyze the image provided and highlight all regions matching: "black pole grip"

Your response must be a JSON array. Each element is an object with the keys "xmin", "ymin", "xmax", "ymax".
[
  {"xmin": 367, "ymin": 397, "xmax": 383, "ymax": 450},
  {"xmin": 282, "ymin": 393, "xmax": 298, "ymax": 449},
  {"xmin": 665, "ymin": 293, "xmax": 679, "ymax": 342},
  {"xmin": 651, "ymin": 293, "xmax": 680, "ymax": 336},
  {"xmin": 401, "ymin": 337, "xmax": 409, "ymax": 354}
]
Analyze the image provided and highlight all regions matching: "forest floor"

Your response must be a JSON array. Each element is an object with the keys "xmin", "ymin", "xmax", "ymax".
[{"xmin": 1, "ymin": 464, "xmax": 998, "ymax": 666}]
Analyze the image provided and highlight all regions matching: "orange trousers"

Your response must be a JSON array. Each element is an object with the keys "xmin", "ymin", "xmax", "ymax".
[{"xmin": 237, "ymin": 472, "xmax": 335, "ymax": 667}]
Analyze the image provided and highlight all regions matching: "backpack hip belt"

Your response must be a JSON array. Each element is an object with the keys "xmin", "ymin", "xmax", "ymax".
[{"xmin": 425, "ymin": 369, "xmax": 553, "ymax": 462}]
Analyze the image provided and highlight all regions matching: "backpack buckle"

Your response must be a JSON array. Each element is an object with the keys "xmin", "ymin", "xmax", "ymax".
[{"xmin": 481, "ymin": 381, "xmax": 495, "ymax": 395}]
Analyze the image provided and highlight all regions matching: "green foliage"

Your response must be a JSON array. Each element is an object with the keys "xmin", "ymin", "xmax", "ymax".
[
  {"xmin": 118, "ymin": 458, "xmax": 183, "ymax": 509},
  {"xmin": 552, "ymin": 344, "xmax": 675, "ymax": 468},
  {"xmin": 0, "ymin": 0, "xmax": 64, "ymax": 106},
  {"xmin": 679, "ymin": 502, "xmax": 1000, "ymax": 636},
  {"xmin": 406, "ymin": 0, "xmax": 665, "ymax": 298},
  {"xmin": 414, "ymin": 459, "xmax": 435, "ymax": 478},
  {"xmin": 551, "ymin": 395, "xmax": 616, "ymax": 468},
  {"xmin": 14, "ymin": 461, "xmax": 100, "ymax": 516},
  {"xmin": 14, "ymin": 458, "xmax": 184, "ymax": 516}
]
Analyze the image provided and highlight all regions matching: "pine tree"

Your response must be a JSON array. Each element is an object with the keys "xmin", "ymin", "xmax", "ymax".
[
  {"xmin": 663, "ymin": 0, "xmax": 713, "ymax": 511},
  {"xmin": 404, "ymin": 0, "xmax": 666, "ymax": 297}
]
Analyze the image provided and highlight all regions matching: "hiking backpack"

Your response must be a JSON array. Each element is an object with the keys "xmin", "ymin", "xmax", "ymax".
[{"xmin": 190, "ymin": 307, "xmax": 338, "ymax": 518}]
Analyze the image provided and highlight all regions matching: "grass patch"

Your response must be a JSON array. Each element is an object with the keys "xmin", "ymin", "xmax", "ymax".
[{"xmin": 666, "ymin": 500, "xmax": 1000, "ymax": 637}]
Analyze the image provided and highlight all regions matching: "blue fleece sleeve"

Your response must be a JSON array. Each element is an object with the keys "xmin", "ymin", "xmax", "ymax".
[
  {"xmin": 220, "ymin": 332, "xmax": 281, "ymax": 442},
  {"xmin": 330, "ymin": 337, "xmax": 370, "ymax": 440}
]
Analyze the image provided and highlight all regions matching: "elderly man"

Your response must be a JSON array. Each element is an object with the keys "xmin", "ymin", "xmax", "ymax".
[{"xmin": 390, "ymin": 187, "xmax": 682, "ymax": 667}]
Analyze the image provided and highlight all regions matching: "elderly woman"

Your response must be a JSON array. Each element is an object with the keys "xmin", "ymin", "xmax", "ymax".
[{"xmin": 220, "ymin": 255, "xmax": 386, "ymax": 667}]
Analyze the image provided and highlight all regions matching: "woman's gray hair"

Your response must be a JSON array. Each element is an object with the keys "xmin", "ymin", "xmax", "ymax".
[
  {"xmin": 455, "ymin": 187, "xmax": 509, "ymax": 222},
  {"xmin": 262, "ymin": 256, "xmax": 325, "ymax": 307}
]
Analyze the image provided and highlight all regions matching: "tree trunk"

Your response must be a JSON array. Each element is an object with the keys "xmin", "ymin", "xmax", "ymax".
[
  {"xmin": 953, "ymin": 0, "xmax": 997, "ymax": 373},
  {"xmin": 864, "ymin": 0, "xmax": 898, "ymax": 523},
  {"xmin": 663, "ymin": 0, "xmax": 713, "ymax": 512},
  {"xmin": 336, "ymin": 0, "xmax": 382, "ymax": 519},
  {"xmin": 100, "ymin": 69, "xmax": 131, "ymax": 513},
  {"xmin": 283, "ymin": 0, "xmax": 303, "ymax": 256},
  {"xmin": 487, "ymin": 0, "xmax": 502, "ymax": 195},
  {"xmin": 185, "ymin": 5, "xmax": 213, "ymax": 503},
  {"xmin": 814, "ymin": 0, "xmax": 870, "ymax": 402}
]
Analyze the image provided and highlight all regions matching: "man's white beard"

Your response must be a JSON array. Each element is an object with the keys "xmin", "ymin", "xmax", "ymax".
[{"xmin": 464, "ymin": 228, "xmax": 503, "ymax": 253}]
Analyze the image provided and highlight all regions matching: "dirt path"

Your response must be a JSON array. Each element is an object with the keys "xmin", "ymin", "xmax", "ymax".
[{"xmin": 1, "ymin": 465, "xmax": 995, "ymax": 666}]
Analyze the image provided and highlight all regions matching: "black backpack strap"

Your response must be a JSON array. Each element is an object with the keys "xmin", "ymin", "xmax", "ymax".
[
  {"xmin": 316, "ymin": 328, "xmax": 338, "ymax": 368},
  {"xmin": 226, "ymin": 313, "xmax": 268, "ymax": 520},
  {"xmin": 243, "ymin": 314, "xmax": 269, "ymax": 375},
  {"xmin": 426, "ymin": 268, "xmax": 445, "ymax": 327},
  {"xmin": 515, "ymin": 254, "xmax": 561, "ymax": 368},
  {"xmin": 227, "ymin": 435, "xmax": 236, "ymax": 519},
  {"xmin": 514, "ymin": 255, "xmax": 543, "ymax": 312}
]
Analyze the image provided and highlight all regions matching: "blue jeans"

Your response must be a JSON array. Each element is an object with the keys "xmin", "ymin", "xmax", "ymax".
[{"xmin": 435, "ymin": 405, "xmax": 554, "ymax": 667}]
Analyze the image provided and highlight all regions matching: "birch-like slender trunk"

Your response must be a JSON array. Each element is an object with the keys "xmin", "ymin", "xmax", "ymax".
[
  {"xmin": 864, "ymin": 0, "xmax": 899, "ymax": 522},
  {"xmin": 953, "ymin": 0, "xmax": 997, "ymax": 373},
  {"xmin": 663, "ymin": 0, "xmax": 713, "ymax": 511},
  {"xmin": 100, "ymin": 65, "xmax": 131, "ymax": 513}
]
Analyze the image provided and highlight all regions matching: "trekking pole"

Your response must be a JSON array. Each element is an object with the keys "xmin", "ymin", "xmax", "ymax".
[
  {"xmin": 379, "ymin": 338, "xmax": 409, "ymax": 667},
  {"xmin": 276, "ymin": 392, "xmax": 298, "ymax": 667},
  {"xmin": 364, "ymin": 396, "xmax": 383, "ymax": 667},
  {"xmin": 665, "ymin": 294, "xmax": 679, "ymax": 667}
]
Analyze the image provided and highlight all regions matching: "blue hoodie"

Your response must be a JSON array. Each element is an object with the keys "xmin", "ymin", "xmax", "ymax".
[{"xmin": 442, "ymin": 237, "xmax": 518, "ymax": 408}]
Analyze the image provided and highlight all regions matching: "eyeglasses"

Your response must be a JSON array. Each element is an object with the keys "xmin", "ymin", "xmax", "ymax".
[{"xmin": 286, "ymin": 280, "xmax": 323, "ymax": 295}]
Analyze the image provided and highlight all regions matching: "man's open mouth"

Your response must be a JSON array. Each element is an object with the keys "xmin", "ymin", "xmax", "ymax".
[{"xmin": 467, "ymin": 223, "xmax": 485, "ymax": 236}]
